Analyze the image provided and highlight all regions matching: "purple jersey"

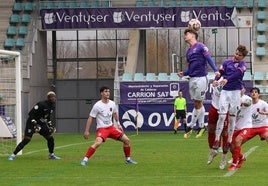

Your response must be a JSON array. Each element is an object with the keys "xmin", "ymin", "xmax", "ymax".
[
  {"xmin": 219, "ymin": 58, "xmax": 247, "ymax": 90},
  {"xmin": 183, "ymin": 42, "xmax": 217, "ymax": 77}
]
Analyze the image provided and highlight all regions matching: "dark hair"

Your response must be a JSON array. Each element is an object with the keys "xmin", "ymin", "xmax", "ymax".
[
  {"xmin": 184, "ymin": 28, "xmax": 198, "ymax": 40},
  {"xmin": 100, "ymin": 86, "xmax": 110, "ymax": 93},
  {"xmin": 236, "ymin": 45, "xmax": 248, "ymax": 56},
  {"xmin": 250, "ymin": 87, "xmax": 260, "ymax": 94}
]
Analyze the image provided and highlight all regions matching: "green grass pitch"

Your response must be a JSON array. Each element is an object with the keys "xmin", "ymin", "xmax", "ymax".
[{"xmin": 1, "ymin": 131, "xmax": 268, "ymax": 186}]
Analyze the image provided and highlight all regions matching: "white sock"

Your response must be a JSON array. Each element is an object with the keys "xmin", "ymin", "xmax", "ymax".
[
  {"xmin": 215, "ymin": 114, "xmax": 227, "ymax": 141},
  {"xmin": 227, "ymin": 116, "xmax": 236, "ymax": 143},
  {"xmin": 198, "ymin": 106, "xmax": 205, "ymax": 128}
]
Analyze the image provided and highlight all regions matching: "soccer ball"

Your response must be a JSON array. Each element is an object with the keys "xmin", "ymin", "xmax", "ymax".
[{"xmin": 188, "ymin": 19, "xmax": 201, "ymax": 31}]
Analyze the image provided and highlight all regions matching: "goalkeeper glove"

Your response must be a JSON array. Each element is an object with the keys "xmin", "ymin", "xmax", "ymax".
[
  {"xmin": 47, "ymin": 121, "xmax": 56, "ymax": 133},
  {"xmin": 33, "ymin": 124, "xmax": 41, "ymax": 133}
]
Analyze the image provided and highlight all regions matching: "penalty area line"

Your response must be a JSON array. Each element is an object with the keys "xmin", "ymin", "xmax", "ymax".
[{"xmin": 224, "ymin": 146, "xmax": 259, "ymax": 177}]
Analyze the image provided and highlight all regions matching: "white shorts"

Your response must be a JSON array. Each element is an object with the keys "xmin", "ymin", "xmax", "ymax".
[
  {"xmin": 189, "ymin": 76, "xmax": 208, "ymax": 101},
  {"xmin": 218, "ymin": 90, "xmax": 241, "ymax": 115}
]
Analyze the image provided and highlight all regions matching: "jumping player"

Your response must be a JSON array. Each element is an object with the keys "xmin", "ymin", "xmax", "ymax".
[
  {"xmin": 228, "ymin": 85, "xmax": 252, "ymax": 171},
  {"xmin": 80, "ymin": 86, "xmax": 137, "ymax": 166},
  {"xmin": 177, "ymin": 28, "xmax": 220, "ymax": 138},
  {"xmin": 207, "ymin": 79, "xmax": 229, "ymax": 169},
  {"xmin": 212, "ymin": 45, "xmax": 248, "ymax": 152},
  {"xmin": 8, "ymin": 91, "xmax": 60, "ymax": 160}
]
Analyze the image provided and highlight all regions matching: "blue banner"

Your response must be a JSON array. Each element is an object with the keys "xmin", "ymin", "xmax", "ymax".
[
  {"xmin": 119, "ymin": 103, "xmax": 210, "ymax": 131},
  {"xmin": 41, "ymin": 6, "xmax": 237, "ymax": 29}
]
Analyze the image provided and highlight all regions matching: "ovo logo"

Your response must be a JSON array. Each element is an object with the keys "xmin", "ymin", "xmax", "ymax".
[{"xmin": 122, "ymin": 109, "xmax": 143, "ymax": 129}]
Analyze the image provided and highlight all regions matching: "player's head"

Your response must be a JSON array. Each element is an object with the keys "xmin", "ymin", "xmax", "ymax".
[
  {"xmin": 184, "ymin": 28, "xmax": 198, "ymax": 40},
  {"xmin": 234, "ymin": 45, "xmax": 248, "ymax": 61},
  {"xmin": 250, "ymin": 87, "xmax": 260, "ymax": 94},
  {"xmin": 100, "ymin": 86, "xmax": 111, "ymax": 99},
  {"xmin": 47, "ymin": 91, "xmax": 56, "ymax": 103}
]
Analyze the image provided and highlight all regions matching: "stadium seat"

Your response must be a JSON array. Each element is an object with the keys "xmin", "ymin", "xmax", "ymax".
[
  {"xmin": 102, "ymin": 1, "xmax": 110, "ymax": 7},
  {"xmin": 257, "ymin": 23, "xmax": 266, "ymax": 32},
  {"xmin": 243, "ymin": 71, "xmax": 252, "ymax": 80},
  {"xmin": 158, "ymin": 0, "xmax": 167, "ymax": 6},
  {"xmin": 158, "ymin": 73, "xmax": 168, "ymax": 81},
  {"xmin": 7, "ymin": 26, "xmax": 17, "ymax": 37},
  {"xmin": 236, "ymin": 0, "xmax": 245, "ymax": 9},
  {"xmin": 247, "ymin": 0, "xmax": 254, "ymax": 9},
  {"xmin": 170, "ymin": 73, "xmax": 179, "ymax": 81},
  {"xmin": 147, "ymin": 0, "xmax": 156, "ymax": 6},
  {"xmin": 192, "ymin": 0, "xmax": 200, "ymax": 6},
  {"xmin": 4, "ymin": 38, "xmax": 15, "ymax": 48},
  {"xmin": 213, "ymin": 0, "xmax": 222, "ymax": 6},
  {"xmin": 15, "ymin": 38, "xmax": 25, "ymax": 48},
  {"xmin": 69, "ymin": 2, "xmax": 79, "ymax": 8},
  {"xmin": 10, "ymin": 14, "xmax": 20, "ymax": 25},
  {"xmin": 258, "ymin": 0, "xmax": 267, "ymax": 9},
  {"xmin": 169, "ymin": 0, "xmax": 178, "ymax": 6},
  {"xmin": 91, "ymin": 1, "xmax": 100, "ymax": 7},
  {"xmin": 180, "ymin": 0, "xmax": 189, "ymax": 6},
  {"xmin": 122, "ymin": 73, "xmax": 132, "ymax": 81},
  {"xmin": 39, "ymin": 2, "xmax": 46, "ymax": 10},
  {"xmin": 253, "ymin": 71, "xmax": 264, "ymax": 80},
  {"xmin": 134, "ymin": 73, "xmax": 144, "ymax": 81},
  {"xmin": 257, "ymin": 35, "xmax": 266, "ymax": 45},
  {"xmin": 255, "ymin": 85, "xmax": 265, "ymax": 94},
  {"xmin": 80, "ymin": 1, "xmax": 89, "ymax": 8},
  {"xmin": 225, "ymin": 0, "xmax": 235, "ymax": 7},
  {"xmin": 58, "ymin": 2, "xmax": 68, "ymax": 8},
  {"xmin": 13, "ymin": 2, "xmax": 23, "ymax": 12},
  {"xmin": 202, "ymin": 0, "xmax": 211, "ymax": 6},
  {"xmin": 136, "ymin": 1, "xmax": 145, "ymax": 6},
  {"xmin": 146, "ymin": 73, "xmax": 156, "ymax": 81},
  {"xmin": 24, "ymin": 2, "xmax": 34, "ymax": 12},
  {"xmin": 47, "ymin": 2, "xmax": 56, "ymax": 9},
  {"xmin": 256, "ymin": 47, "xmax": 266, "ymax": 57},
  {"xmin": 18, "ymin": 26, "xmax": 28, "ymax": 36},
  {"xmin": 257, "ymin": 11, "xmax": 267, "ymax": 21},
  {"xmin": 21, "ymin": 14, "xmax": 31, "ymax": 25}
]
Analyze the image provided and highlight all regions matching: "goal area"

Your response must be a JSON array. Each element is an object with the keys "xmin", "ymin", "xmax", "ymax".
[{"xmin": 0, "ymin": 49, "xmax": 22, "ymax": 156}]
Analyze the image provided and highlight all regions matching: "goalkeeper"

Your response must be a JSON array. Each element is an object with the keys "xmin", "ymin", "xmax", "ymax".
[{"xmin": 8, "ymin": 91, "xmax": 60, "ymax": 160}]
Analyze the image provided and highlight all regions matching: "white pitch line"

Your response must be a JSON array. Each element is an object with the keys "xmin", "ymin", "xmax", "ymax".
[
  {"xmin": 23, "ymin": 141, "xmax": 94, "ymax": 155},
  {"xmin": 224, "ymin": 146, "xmax": 259, "ymax": 177}
]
